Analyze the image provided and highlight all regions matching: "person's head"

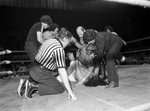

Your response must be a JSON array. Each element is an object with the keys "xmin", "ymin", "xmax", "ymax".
[
  {"xmin": 42, "ymin": 30, "xmax": 54, "ymax": 41},
  {"xmin": 58, "ymin": 27, "xmax": 67, "ymax": 37},
  {"xmin": 40, "ymin": 15, "xmax": 53, "ymax": 29},
  {"xmin": 48, "ymin": 23, "xmax": 59, "ymax": 37},
  {"xmin": 76, "ymin": 26, "xmax": 85, "ymax": 38},
  {"xmin": 83, "ymin": 29, "xmax": 97, "ymax": 45},
  {"xmin": 53, "ymin": 27, "xmax": 59, "ymax": 36},
  {"xmin": 104, "ymin": 26, "xmax": 113, "ymax": 33},
  {"xmin": 86, "ymin": 44, "xmax": 97, "ymax": 59},
  {"xmin": 57, "ymin": 27, "xmax": 72, "ymax": 48},
  {"xmin": 80, "ymin": 44, "xmax": 97, "ymax": 67}
]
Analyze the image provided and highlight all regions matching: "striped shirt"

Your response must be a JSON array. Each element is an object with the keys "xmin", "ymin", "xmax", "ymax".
[{"xmin": 35, "ymin": 38, "xmax": 66, "ymax": 71}]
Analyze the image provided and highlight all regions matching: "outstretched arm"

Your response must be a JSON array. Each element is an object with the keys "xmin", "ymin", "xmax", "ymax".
[
  {"xmin": 55, "ymin": 48, "xmax": 77, "ymax": 101},
  {"xmin": 71, "ymin": 37, "xmax": 83, "ymax": 49},
  {"xmin": 58, "ymin": 68, "xmax": 77, "ymax": 101},
  {"xmin": 74, "ymin": 41, "xmax": 83, "ymax": 49}
]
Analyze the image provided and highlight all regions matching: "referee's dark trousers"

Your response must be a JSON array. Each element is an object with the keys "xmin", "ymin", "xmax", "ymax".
[{"xmin": 29, "ymin": 65, "xmax": 65, "ymax": 96}]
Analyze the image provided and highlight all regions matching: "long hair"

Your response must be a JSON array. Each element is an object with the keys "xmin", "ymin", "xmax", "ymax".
[{"xmin": 78, "ymin": 44, "xmax": 97, "ymax": 67}]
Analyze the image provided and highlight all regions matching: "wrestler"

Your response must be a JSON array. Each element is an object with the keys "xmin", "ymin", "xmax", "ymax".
[{"xmin": 67, "ymin": 43, "xmax": 101, "ymax": 86}]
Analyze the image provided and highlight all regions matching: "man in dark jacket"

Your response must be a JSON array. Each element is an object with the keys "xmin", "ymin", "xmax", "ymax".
[{"xmin": 81, "ymin": 27, "xmax": 123, "ymax": 88}]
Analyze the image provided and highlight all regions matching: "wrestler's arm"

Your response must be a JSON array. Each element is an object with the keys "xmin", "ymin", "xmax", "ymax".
[
  {"xmin": 75, "ymin": 66, "xmax": 94, "ymax": 86},
  {"xmin": 83, "ymin": 66, "xmax": 94, "ymax": 80},
  {"xmin": 74, "ymin": 41, "xmax": 83, "ymax": 49},
  {"xmin": 94, "ymin": 64, "xmax": 99, "ymax": 75},
  {"xmin": 71, "ymin": 37, "xmax": 83, "ymax": 49}
]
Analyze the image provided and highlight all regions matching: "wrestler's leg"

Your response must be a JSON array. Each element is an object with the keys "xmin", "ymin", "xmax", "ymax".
[
  {"xmin": 67, "ymin": 52, "xmax": 75, "ymax": 66},
  {"xmin": 67, "ymin": 60, "xmax": 92, "ymax": 83},
  {"xmin": 74, "ymin": 60, "xmax": 90, "ymax": 82},
  {"xmin": 57, "ymin": 61, "xmax": 76, "ymax": 83},
  {"xmin": 67, "ymin": 61, "xmax": 76, "ymax": 76},
  {"xmin": 68, "ymin": 70, "xmax": 76, "ymax": 82},
  {"xmin": 67, "ymin": 61, "xmax": 77, "ymax": 82},
  {"xmin": 68, "ymin": 60, "xmax": 87, "ymax": 82}
]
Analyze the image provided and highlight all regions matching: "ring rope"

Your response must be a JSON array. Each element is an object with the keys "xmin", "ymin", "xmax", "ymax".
[
  {"xmin": 11, "ymin": 50, "xmax": 26, "ymax": 53},
  {"xmin": 122, "ymin": 48, "xmax": 150, "ymax": 54}
]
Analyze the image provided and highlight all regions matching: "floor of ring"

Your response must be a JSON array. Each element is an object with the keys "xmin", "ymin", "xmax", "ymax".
[{"xmin": 0, "ymin": 64, "xmax": 150, "ymax": 111}]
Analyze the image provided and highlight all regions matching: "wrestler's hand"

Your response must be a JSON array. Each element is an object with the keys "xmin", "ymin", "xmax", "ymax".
[
  {"xmin": 68, "ymin": 92, "xmax": 77, "ymax": 101},
  {"xmin": 75, "ymin": 78, "xmax": 85, "ymax": 86}
]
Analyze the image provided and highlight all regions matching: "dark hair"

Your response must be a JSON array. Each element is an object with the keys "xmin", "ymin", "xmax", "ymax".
[
  {"xmin": 59, "ymin": 27, "xmax": 67, "ymax": 35},
  {"xmin": 57, "ymin": 27, "xmax": 67, "ymax": 38},
  {"xmin": 83, "ymin": 29, "xmax": 96, "ymax": 44},
  {"xmin": 48, "ymin": 23, "xmax": 59, "ymax": 31},
  {"xmin": 58, "ymin": 27, "xmax": 72, "ymax": 40},
  {"xmin": 104, "ymin": 26, "xmax": 113, "ymax": 32},
  {"xmin": 40, "ymin": 15, "xmax": 53, "ymax": 24},
  {"xmin": 66, "ymin": 31, "xmax": 73, "ymax": 38}
]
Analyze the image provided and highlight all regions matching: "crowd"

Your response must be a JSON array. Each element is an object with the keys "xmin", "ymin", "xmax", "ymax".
[{"xmin": 121, "ymin": 52, "xmax": 150, "ymax": 65}]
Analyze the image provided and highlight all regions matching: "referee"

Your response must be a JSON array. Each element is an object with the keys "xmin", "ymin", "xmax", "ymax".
[{"xmin": 19, "ymin": 28, "xmax": 77, "ymax": 101}]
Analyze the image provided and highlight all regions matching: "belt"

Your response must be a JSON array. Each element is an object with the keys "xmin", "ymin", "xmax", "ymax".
[
  {"xmin": 34, "ymin": 60, "xmax": 50, "ymax": 71},
  {"xmin": 39, "ymin": 65, "xmax": 47, "ymax": 69},
  {"xmin": 34, "ymin": 60, "xmax": 58, "ymax": 76},
  {"xmin": 34, "ymin": 60, "xmax": 57, "ymax": 72}
]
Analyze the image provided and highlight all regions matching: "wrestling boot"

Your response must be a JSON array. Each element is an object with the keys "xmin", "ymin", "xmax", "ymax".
[
  {"xmin": 24, "ymin": 80, "xmax": 38, "ymax": 99},
  {"xmin": 18, "ymin": 79, "xmax": 27, "ymax": 97},
  {"xmin": 105, "ymin": 81, "xmax": 119, "ymax": 88}
]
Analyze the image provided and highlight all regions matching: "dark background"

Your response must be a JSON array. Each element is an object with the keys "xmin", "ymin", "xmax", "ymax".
[{"xmin": 0, "ymin": 3, "xmax": 150, "ymax": 52}]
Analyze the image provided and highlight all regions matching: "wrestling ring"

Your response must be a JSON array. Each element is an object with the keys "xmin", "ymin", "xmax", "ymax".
[{"xmin": 0, "ymin": 50, "xmax": 30, "ymax": 78}]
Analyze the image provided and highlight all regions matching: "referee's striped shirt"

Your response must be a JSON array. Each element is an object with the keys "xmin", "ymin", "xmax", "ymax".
[{"xmin": 35, "ymin": 38, "xmax": 66, "ymax": 71}]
